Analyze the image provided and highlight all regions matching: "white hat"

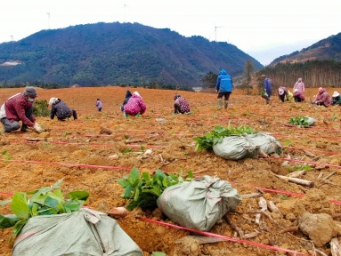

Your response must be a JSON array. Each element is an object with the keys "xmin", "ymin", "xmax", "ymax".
[
  {"xmin": 294, "ymin": 89, "xmax": 298, "ymax": 93},
  {"xmin": 133, "ymin": 91, "xmax": 141, "ymax": 98},
  {"xmin": 332, "ymin": 91, "xmax": 340, "ymax": 97},
  {"xmin": 49, "ymin": 97, "xmax": 58, "ymax": 105}
]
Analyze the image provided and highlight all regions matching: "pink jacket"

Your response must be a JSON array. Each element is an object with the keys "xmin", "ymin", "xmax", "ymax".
[
  {"xmin": 294, "ymin": 80, "xmax": 305, "ymax": 93},
  {"xmin": 124, "ymin": 94, "xmax": 146, "ymax": 116},
  {"xmin": 5, "ymin": 93, "xmax": 36, "ymax": 127},
  {"xmin": 294, "ymin": 91, "xmax": 305, "ymax": 100},
  {"xmin": 315, "ymin": 89, "xmax": 331, "ymax": 107}
]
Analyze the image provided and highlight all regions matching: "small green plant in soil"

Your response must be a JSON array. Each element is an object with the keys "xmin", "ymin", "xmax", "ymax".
[
  {"xmin": 289, "ymin": 116, "xmax": 309, "ymax": 128},
  {"xmin": 33, "ymin": 100, "xmax": 49, "ymax": 117},
  {"xmin": 118, "ymin": 167, "xmax": 193, "ymax": 211},
  {"xmin": 194, "ymin": 122, "xmax": 255, "ymax": 152},
  {"xmin": 1, "ymin": 150, "xmax": 12, "ymax": 163},
  {"xmin": 0, "ymin": 179, "xmax": 89, "ymax": 242}
]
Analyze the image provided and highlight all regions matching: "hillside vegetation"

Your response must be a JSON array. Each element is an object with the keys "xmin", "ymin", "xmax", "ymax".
[
  {"xmin": 263, "ymin": 32, "xmax": 341, "ymax": 88},
  {"xmin": 0, "ymin": 22, "xmax": 262, "ymax": 87}
]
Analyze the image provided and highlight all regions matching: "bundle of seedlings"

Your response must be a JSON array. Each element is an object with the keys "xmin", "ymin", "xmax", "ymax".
[
  {"xmin": 0, "ymin": 179, "xmax": 89, "ymax": 242},
  {"xmin": 194, "ymin": 123, "xmax": 255, "ymax": 152},
  {"xmin": 289, "ymin": 116, "xmax": 316, "ymax": 128},
  {"xmin": 194, "ymin": 123, "xmax": 282, "ymax": 160},
  {"xmin": 0, "ymin": 179, "xmax": 144, "ymax": 256},
  {"xmin": 118, "ymin": 167, "xmax": 194, "ymax": 211}
]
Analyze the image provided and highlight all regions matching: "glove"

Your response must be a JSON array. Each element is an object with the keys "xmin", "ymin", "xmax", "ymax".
[{"xmin": 33, "ymin": 123, "xmax": 44, "ymax": 133}]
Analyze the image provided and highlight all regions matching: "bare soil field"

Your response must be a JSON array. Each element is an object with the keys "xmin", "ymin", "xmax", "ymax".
[{"xmin": 0, "ymin": 86, "xmax": 341, "ymax": 256}]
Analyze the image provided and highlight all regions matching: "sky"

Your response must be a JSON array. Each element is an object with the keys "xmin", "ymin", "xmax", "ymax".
[{"xmin": 1, "ymin": 0, "xmax": 341, "ymax": 66}]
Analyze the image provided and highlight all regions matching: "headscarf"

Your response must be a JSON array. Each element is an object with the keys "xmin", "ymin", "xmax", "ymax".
[
  {"xmin": 174, "ymin": 94, "xmax": 181, "ymax": 100},
  {"xmin": 49, "ymin": 97, "xmax": 59, "ymax": 105}
]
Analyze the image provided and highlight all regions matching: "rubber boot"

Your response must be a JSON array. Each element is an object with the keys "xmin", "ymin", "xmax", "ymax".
[
  {"xmin": 20, "ymin": 123, "xmax": 28, "ymax": 132},
  {"xmin": 72, "ymin": 110, "xmax": 78, "ymax": 120},
  {"xmin": 224, "ymin": 100, "xmax": 228, "ymax": 110},
  {"xmin": 218, "ymin": 99, "xmax": 223, "ymax": 109}
]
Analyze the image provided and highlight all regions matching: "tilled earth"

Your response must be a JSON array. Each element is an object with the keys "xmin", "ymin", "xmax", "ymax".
[{"xmin": 0, "ymin": 86, "xmax": 341, "ymax": 256}]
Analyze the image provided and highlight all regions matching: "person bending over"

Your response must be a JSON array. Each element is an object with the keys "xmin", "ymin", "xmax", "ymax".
[
  {"xmin": 0, "ymin": 86, "xmax": 43, "ymax": 133},
  {"xmin": 49, "ymin": 97, "xmax": 77, "ymax": 121}
]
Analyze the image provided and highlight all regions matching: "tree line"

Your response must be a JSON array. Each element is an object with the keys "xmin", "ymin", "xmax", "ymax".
[{"xmin": 259, "ymin": 60, "xmax": 341, "ymax": 88}]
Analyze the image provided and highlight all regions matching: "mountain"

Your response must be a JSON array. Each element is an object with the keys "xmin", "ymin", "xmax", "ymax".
[
  {"xmin": 270, "ymin": 32, "xmax": 341, "ymax": 66},
  {"xmin": 0, "ymin": 22, "xmax": 263, "ymax": 87}
]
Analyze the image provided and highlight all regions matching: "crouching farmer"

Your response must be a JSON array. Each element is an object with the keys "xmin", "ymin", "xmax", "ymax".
[
  {"xmin": 0, "ymin": 86, "xmax": 44, "ymax": 133},
  {"xmin": 49, "ymin": 97, "xmax": 77, "ymax": 121},
  {"xmin": 174, "ymin": 94, "xmax": 191, "ymax": 114},
  {"xmin": 123, "ymin": 91, "xmax": 146, "ymax": 117},
  {"xmin": 311, "ymin": 87, "xmax": 331, "ymax": 107}
]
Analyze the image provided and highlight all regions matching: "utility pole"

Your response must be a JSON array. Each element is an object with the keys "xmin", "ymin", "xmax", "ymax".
[
  {"xmin": 214, "ymin": 26, "xmax": 223, "ymax": 42},
  {"xmin": 47, "ymin": 12, "xmax": 50, "ymax": 29}
]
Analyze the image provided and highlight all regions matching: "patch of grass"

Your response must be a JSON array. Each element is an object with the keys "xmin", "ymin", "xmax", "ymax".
[{"xmin": 1, "ymin": 150, "xmax": 12, "ymax": 163}]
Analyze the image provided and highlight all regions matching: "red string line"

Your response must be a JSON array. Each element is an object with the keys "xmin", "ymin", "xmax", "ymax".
[
  {"xmin": 268, "ymin": 156, "xmax": 341, "ymax": 169},
  {"xmin": 135, "ymin": 216, "xmax": 311, "ymax": 256},
  {"xmin": 1, "ymin": 159, "xmax": 131, "ymax": 171}
]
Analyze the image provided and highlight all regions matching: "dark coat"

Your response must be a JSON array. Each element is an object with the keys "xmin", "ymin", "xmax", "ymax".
[
  {"xmin": 120, "ymin": 90, "xmax": 132, "ymax": 111},
  {"xmin": 50, "ymin": 99, "xmax": 72, "ymax": 120}
]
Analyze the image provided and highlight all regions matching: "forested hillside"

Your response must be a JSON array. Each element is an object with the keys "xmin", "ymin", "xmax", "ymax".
[
  {"xmin": 260, "ymin": 32, "xmax": 341, "ymax": 89},
  {"xmin": 0, "ymin": 22, "xmax": 262, "ymax": 87}
]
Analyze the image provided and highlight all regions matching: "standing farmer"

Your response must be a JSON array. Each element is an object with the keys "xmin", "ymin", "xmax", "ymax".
[
  {"xmin": 216, "ymin": 69, "xmax": 233, "ymax": 110},
  {"xmin": 96, "ymin": 98, "xmax": 103, "ymax": 112},
  {"xmin": 262, "ymin": 75, "xmax": 272, "ymax": 104}
]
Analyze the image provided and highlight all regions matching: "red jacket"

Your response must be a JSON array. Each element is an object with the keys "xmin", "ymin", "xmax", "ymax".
[{"xmin": 5, "ymin": 93, "xmax": 36, "ymax": 127}]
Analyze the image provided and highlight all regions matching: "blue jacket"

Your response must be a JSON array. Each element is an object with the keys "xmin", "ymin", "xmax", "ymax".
[
  {"xmin": 263, "ymin": 77, "xmax": 272, "ymax": 96},
  {"xmin": 216, "ymin": 69, "xmax": 233, "ymax": 93}
]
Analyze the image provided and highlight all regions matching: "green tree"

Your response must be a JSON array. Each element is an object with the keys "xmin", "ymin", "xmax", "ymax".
[
  {"xmin": 244, "ymin": 59, "xmax": 254, "ymax": 84},
  {"xmin": 201, "ymin": 71, "xmax": 217, "ymax": 88}
]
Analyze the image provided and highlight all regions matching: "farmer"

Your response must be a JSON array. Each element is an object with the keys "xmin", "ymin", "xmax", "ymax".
[
  {"xmin": 174, "ymin": 94, "xmax": 190, "ymax": 114},
  {"xmin": 262, "ymin": 75, "xmax": 272, "ymax": 104},
  {"xmin": 216, "ymin": 69, "xmax": 233, "ymax": 109},
  {"xmin": 120, "ymin": 90, "xmax": 132, "ymax": 112},
  {"xmin": 293, "ymin": 88, "xmax": 305, "ymax": 102},
  {"xmin": 311, "ymin": 87, "xmax": 331, "ymax": 107},
  {"xmin": 123, "ymin": 91, "xmax": 146, "ymax": 117},
  {"xmin": 278, "ymin": 86, "xmax": 288, "ymax": 102},
  {"xmin": 331, "ymin": 91, "xmax": 341, "ymax": 105},
  {"xmin": 49, "ymin": 97, "xmax": 78, "ymax": 121},
  {"xmin": 293, "ymin": 78, "xmax": 305, "ymax": 102},
  {"xmin": 96, "ymin": 98, "xmax": 103, "ymax": 112},
  {"xmin": 0, "ymin": 86, "xmax": 44, "ymax": 133}
]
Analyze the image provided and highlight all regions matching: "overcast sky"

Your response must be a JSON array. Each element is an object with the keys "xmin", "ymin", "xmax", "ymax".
[{"xmin": 1, "ymin": 0, "xmax": 340, "ymax": 65}]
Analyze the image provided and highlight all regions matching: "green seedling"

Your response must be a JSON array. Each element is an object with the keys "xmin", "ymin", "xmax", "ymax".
[
  {"xmin": 294, "ymin": 164, "xmax": 312, "ymax": 171},
  {"xmin": 62, "ymin": 130, "xmax": 71, "ymax": 136},
  {"xmin": 279, "ymin": 194, "xmax": 288, "ymax": 200},
  {"xmin": 1, "ymin": 150, "xmax": 12, "ymax": 163},
  {"xmin": 151, "ymin": 252, "xmax": 167, "ymax": 256},
  {"xmin": 118, "ymin": 167, "xmax": 193, "ymax": 211},
  {"xmin": 283, "ymin": 141, "xmax": 292, "ymax": 147},
  {"xmin": 123, "ymin": 148, "xmax": 132, "ymax": 154}
]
